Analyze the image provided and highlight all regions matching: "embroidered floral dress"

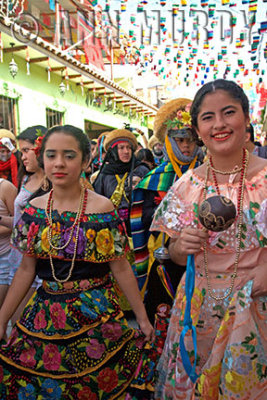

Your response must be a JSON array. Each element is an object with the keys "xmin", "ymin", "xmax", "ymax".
[
  {"xmin": 151, "ymin": 166, "xmax": 267, "ymax": 400},
  {"xmin": 0, "ymin": 203, "xmax": 154, "ymax": 399}
]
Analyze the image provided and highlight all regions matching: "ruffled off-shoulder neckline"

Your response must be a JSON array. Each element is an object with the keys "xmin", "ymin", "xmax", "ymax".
[
  {"xmin": 190, "ymin": 164, "xmax": 267, "ymax": 187},
  {"xmin": 25, "ymin": 203, "xmax": 119, "ymax": 223}
]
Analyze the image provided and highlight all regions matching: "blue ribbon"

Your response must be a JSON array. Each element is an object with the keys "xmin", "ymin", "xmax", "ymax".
[
  {"xmin": 179, "ymin": 254, "xmax": 199, "ymax": 383},
  {"xmin": 99, "ymin": 135, "xmax": 105, "ymax": 165}
]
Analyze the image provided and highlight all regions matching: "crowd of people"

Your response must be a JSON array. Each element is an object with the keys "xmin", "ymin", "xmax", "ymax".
[{"xmin": 0, "ymin": 79, "xmax": 265, "ymax": 399}]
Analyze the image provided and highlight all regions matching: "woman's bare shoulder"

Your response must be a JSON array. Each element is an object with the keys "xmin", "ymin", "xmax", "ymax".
[
  {"xmin": 191, "ymin": 163, "xmax": 206, "ymax": 179},
  {"xmin": 1, "ymin": 179, "xmax": 17, "ymax": 192},
  {"xmin": 29, "ymin": 193, "xmax": 49, "ymax": 209},
  {"xmin": 1, "ymin": 179, "xmax": 17, "ymax": 202},
  {"xmin": 247, "ymin": 154, "xmax": 267, "ymax": 179},
  {"xmin": 86, "ymin": 190, "xmax": 114, "ymax": 214}
]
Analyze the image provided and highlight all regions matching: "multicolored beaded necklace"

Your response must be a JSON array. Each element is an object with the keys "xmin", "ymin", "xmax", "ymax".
[{"xmin": 45, "ymin": 186, "xmax": 88, "ymax": 283}]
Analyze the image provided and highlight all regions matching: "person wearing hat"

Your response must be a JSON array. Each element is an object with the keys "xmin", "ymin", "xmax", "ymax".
[
  {"xmin": 130, "ymin": 98, "xmax": 203, "ymax": 325},
  {"xmin": 93, "ymin": 129, "xmax": 138, "ymax": 235},
  {"xmin": 148, "ymin": 135, "xmax": 164, "ymax": 165},
  {"xmin": 93, "ymin": 129, "xmax": 141, "ymax": 314},
  {"xmin": 87, "ymin": 139, "xmax": 98, "ymax": 174},
  {"xmin": 0, "ymin": 129, "xmax": 20, "ymax": 187}
]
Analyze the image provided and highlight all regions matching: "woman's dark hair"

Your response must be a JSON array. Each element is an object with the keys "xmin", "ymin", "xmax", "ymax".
[
  {"xmin": 40, "ymin": 125, "xmax": 91, "ymax": 165},
  {"xmin": 17, "ymin": 125, "xmax": 47, "ymax": 189},
  {"xmin": 247, "ymin": 123, "xmax": 254, "ymax": 143},
  {"xmin": 136, "ymin": 148, "xmax": 155, "ymax": 166},
  {"xmin": 190, "ymin": 79, "xmax": 250, "ymax": 145},
  {"xmin": 28, "ymin": 180, "xmax": 52, "ymax": 202},
  {"xmin": 17, "ymin": 125, "xmax": 47, "ymax": 144}
]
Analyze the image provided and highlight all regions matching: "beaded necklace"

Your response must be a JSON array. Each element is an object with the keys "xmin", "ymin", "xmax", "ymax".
[
  {"xmin": 207, "ymin": 161, "xmax": 243, "ymax": 175},
  {"xmin": 203, "ymin": 148, "xmax": 249, "ymax": 301},
  {"xmin": 45, "ymin": 186, "xmax": 88, "ymax": 283}
]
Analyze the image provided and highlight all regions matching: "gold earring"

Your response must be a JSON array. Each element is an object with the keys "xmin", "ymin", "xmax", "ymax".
[{"xmin": 41, "ymin": 175, "xmax": 49, "ymax": 191}]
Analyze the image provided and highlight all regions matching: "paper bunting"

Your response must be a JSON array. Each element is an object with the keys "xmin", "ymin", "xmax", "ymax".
[
  {"xmin": 137, "ymin": 3, "xmax": 143, "ymax": 12},
  {"xmin": 173, "ymin": 5, "xmax": 179, "ymax": 15},
  {"xmin": 249, "ymin": 0, "xmax": 258, "ymax": 12},
  {"xmin": 104, "ymin": 0, "xmax": 110, "ymax": 11},
  {"xmin": 230, "ymin": 16, "xmax": 237, "ymax": 26},
  {"xmin": 121, "ymin": 1, "xmax": 127, "ymax": 12},
  {"xmin": 259, "ymin": 21, "xmax": 267, "ymax": 33},
  {"xmin": 208, "ymin": 4, "xmax": 216, "ymax": 17},
  {"xmin": 18, "ymin": 0, "xmax": 264, "ymax": 126},
  {"xmin": 201, "ymin": 0, "xmax": 209, "ymax": 7}
]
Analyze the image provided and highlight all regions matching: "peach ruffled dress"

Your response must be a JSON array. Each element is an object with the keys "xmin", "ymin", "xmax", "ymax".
[{"xmin": 151, "ymin": 166, "xmax": 267, "ymax": 400}]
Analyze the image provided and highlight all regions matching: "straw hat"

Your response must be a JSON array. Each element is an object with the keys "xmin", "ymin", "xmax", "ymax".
[
  {"xmin": 153, "ymin": 98, "xmax": 192, "ymax": 143},
  {"xmin": 148, "ymin": 135, "xmax": 163, "ymax": 151},
  {"xmin": 104, "ymin": 129, "xmax": 138, "ymax": 151},
  {"xmin": 0, "ymin": 129, "xmax": 16, "ymax": 142}
]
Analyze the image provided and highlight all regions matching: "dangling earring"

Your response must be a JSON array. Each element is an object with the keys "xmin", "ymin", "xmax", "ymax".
[
  {"xmin": 41, "ymin": 175, "xmax": 49, "ymax": 191},
  {"xmin": 198, "ymin": 136, "xmax": 202, "ymax": 141}
]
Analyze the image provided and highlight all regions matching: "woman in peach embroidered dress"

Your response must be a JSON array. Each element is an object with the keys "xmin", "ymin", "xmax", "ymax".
[
  {"xmin": 0, "ymin": 125, "xmax": 154, "ymax": 399},
  {"xmin": 151, "ymin": 80, "xmax": 267, "ymax": 399}
]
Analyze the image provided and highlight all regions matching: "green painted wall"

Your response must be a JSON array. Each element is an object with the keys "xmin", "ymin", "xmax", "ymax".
[{"xmin": 0, "ymin": 51, "xmax": 148, "ymax": 140}]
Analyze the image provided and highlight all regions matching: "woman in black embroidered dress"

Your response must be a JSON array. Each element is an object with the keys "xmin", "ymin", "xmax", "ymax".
[{"xmin": 0, "ymin": 125, "xmax": 154, "ymax": 399}]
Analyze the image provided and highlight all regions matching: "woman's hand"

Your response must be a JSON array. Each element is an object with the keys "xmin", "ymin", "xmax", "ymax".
[
  {"xmin": 169, "ymin": 227, "xmax": 209, "ymax": 265},
  {"xmin": 177, "ymin": 227, "xmax": 209, "ymax": 254},
  {"xmin": 137, "ymin": 318, "xmax": 154, "ymax": 342},
  {"xmin": 237, "ymin": 263, "xmax": 267, "ymax": 298}
]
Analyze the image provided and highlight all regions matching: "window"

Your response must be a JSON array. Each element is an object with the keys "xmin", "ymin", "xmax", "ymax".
[
  {"xmin": 46, "ymin": 108, "xmax": 64, "ymax": 129},
  {"xmin": 0, "ymin": 95, "xmax": 18, "ymax": 134}
]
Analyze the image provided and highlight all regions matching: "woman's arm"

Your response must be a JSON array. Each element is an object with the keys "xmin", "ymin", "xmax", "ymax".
[
  {"xmin": 0, "ymin": 255, "xmax": 36, "ymax": 339},
  {"xmin": 0, "ymin": 180, "xmax": 17, "ymax": 233},
  {"xmin": 168, "ymin": 227, "xmax": 209, "ymax": 265},
  {"xmin": 109, "ymin": 257, "xmax": 153, "ymax": 340},
  {"xmin": 136, "ymin": 129, "xmax": 148, "ymax": 148},
  {"xmin": 0, "ymin": 215, "xmax": 14, "ymax": 230}
]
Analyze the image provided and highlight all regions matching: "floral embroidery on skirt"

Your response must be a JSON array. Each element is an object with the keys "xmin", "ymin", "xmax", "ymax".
[{"xmin": 0, "ymin": 275, "xmax": 155, "ymax": 399}]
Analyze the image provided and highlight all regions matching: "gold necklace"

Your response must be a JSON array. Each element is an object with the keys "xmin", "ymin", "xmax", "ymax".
[
  {"xmin": 207, "ymin": 159, "xmax": 243, "ymax": 175},
  {"xmin": 45, "ymin": 187, "xmax": 85, "ymax": 251},
  {"xmin": 49, "ymin": 221, "xmax": 81, "ymax": 283},
  {"xmin": 203, "ymin": 149, "xmax": 249, "ymax": 301},
  {"xmin": 45, "ymin": 187, "xmax": 86, "ymax": 283}
]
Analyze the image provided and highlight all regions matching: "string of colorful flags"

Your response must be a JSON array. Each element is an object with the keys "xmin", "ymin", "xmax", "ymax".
[{"xmin": 8, "ymin": 0, "xmax": 267, "ymax": 121}]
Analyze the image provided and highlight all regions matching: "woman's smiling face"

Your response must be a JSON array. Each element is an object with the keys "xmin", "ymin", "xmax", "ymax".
[{"xmin": 195, "ymin": 89, "xmax": 249, "ymax": 156}]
